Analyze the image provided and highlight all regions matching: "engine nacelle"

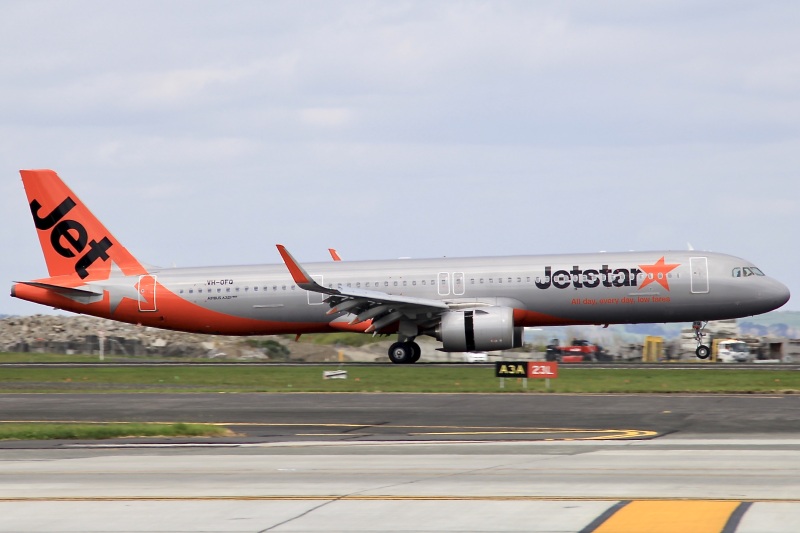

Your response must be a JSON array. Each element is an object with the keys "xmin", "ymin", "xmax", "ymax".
[{"xmin": 435, "ymin": 307, "xmax": 524, "ymax": 352}]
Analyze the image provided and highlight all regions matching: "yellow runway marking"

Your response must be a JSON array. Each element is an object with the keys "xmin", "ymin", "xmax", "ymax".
[
  {"xmin": 411, "ymin": 429, "xmax": 656, "ymax": 439},
  {"xmin": 592, "ymin": 501, "xmax": 742, "ymax": 533}
]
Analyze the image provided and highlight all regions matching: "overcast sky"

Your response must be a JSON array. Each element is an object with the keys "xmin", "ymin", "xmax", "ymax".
[{"xmin": 2, "ymin": 1, "xmax": 798, "ymax": 316}]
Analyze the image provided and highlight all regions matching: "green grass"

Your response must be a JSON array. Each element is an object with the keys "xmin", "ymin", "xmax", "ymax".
[
  {"xmin": 0, "ymin": 352, "xmax": 121, "ymax": 363},
  {"xmin": 0, "ymin": 422, "xmax": 229, "ymax": 440},
  {"xmin": 0, "ymin": 365, "xmax": 797, "ymax": 393},
  {"xmin": 0, "ymin": 352, "xmax": 215, "ymax": 364},
  {"xmin": 291, "ymin": 332, "xmax": 387, "ymax": 347}
]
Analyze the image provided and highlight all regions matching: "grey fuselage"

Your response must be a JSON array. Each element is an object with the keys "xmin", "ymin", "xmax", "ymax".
[{"xmin": 93, "ymin": 250, "xmax": 789, "ymax": 335}]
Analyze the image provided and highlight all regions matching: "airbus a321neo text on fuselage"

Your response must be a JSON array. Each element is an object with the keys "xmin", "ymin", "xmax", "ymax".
[{"xmin": 11, "ymin": 170, "xmax": 790, "ymax": 363}]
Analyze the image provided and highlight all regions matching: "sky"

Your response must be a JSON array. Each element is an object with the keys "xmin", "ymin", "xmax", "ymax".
[{"xmin": 1, "ymin": 1, "xmax": 799, "ymax": 315}]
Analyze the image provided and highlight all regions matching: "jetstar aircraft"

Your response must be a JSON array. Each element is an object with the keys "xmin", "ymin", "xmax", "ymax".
[{"xmin": 11, "ymin": 169, "xmax": 791, "ymax": 363}]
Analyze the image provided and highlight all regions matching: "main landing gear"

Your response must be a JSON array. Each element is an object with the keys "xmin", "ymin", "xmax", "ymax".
[
  {"xmin": 388, "ymin": 341, "xmax": 421, "ymax": 364},
  {"xmin": 693, "ymin": 320, "xmax": 710, "ymax": 359}
]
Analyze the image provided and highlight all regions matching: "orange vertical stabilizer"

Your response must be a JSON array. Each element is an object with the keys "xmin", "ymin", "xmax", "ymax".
[{"xmin": 20, "ymin": 169, "xmax": 147, "ymax": 283}]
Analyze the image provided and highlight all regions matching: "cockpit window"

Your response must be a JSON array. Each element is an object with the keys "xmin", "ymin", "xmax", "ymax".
[{"xmin": 733, "ymin": 266, "xmax": 765, "ymax": 278}]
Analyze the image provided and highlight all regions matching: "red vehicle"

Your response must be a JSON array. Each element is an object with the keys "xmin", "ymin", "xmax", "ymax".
[{"xmin": 546, "ymin": 339, "xmax": 608, "ymax": 363}]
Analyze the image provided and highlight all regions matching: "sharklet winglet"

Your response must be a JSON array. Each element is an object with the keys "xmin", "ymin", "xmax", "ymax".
[{"xmin": 276, "ymin": 244, "xmax": 337, "ymax": 295}]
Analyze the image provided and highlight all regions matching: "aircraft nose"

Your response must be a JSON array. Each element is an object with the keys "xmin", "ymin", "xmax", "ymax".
[{"xmin": 762, "ymin": 278, "xmax": 790, "ymax": 310}]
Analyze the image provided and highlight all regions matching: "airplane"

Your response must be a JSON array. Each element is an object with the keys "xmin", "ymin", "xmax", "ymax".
[{"xmin": 11, "ymin": 169, "xmax": 790, "ymax": 363}]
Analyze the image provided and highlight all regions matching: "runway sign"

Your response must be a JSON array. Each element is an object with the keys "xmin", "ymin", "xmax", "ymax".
[
  {"xmin": 528, "ymin": 362, "xmax": 558, "ymax": 379},
  {"xmin": 495, "ymin": 362, "xmax": 528, "ymax": 378},
  {"xmin": 495, "ymin": 362, "xmax": 559, "ymax": 379}
]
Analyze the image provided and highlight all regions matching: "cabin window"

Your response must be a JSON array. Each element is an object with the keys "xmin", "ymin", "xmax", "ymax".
[{"xmin": 412, "ymin": 281, "xmax": 416, "ymax": 286}]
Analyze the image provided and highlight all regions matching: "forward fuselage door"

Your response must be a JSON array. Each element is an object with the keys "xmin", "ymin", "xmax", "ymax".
[{"xmin": 690, "ymin": 257, "xmax": 709, "ymax": 294}]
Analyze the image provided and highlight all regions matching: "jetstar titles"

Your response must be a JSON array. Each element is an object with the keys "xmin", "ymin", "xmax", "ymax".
[{"xmin": 534, "ymin": 257, "xmax": 681, "ymax": 292}]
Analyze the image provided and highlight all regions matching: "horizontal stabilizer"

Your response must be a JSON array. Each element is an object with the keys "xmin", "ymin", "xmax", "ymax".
[{"xmin": 13, "ymin": 281, "xmax": 104, "ymax": 304}]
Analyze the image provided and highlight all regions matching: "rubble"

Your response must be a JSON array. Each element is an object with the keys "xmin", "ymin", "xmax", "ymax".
[{"xmin": 0, "ymin": 314, "xmax": 272, "ymax": 359}]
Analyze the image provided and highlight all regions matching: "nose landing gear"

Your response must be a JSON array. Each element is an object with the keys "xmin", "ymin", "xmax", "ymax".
[{"xmin": 693, "ymin": 321, "xmax": 710, "ymax": 359}]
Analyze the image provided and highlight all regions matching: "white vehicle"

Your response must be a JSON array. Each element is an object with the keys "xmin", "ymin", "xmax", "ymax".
[
  {"xmin": 716, "ymin": 339, "xmax": 751, "ymax": 363},
  {"xmin": 463, "ymin": 352, "xmax": 489, "ymax": 363}
]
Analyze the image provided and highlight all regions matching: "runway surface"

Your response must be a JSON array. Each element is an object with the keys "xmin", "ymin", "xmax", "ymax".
[{"xmin": 1, "ymin": 393, "xmax": 799, "ymax": 532}]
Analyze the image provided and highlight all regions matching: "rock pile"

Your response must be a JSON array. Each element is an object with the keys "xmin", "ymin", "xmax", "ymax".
[{"xmin": 0, "ymin": 314, "xmax": 269, "ymax": 359}]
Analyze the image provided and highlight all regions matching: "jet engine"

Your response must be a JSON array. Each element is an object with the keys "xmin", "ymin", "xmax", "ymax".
[{"xmin": 435, "ymin": 307, "xmax": 523, "ymax": 352}]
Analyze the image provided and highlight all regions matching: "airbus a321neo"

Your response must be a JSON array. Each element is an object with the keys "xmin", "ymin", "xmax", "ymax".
[{"xmin": 11, "ymin": 169, "xmax": 790, "ymax": 363}]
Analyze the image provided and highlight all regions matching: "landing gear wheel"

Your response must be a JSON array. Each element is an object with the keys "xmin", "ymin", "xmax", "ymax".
[
  {"xmin": 692, "ymin": 321, "xmax": 711, "ymax": 360},
  {"xmin": 409, "ymin": 342, "xmax": 421, "ymax": 363},
  {"xmin": 388, "ymin": 342, "xmax": 414, "ymax": 364},
  {"xmin": 696, "ymin": 345, "xmax": 711, "ymax": 359}
]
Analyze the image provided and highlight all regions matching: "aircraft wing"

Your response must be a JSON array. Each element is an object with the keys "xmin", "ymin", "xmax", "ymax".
[{"xmin": 277, "ymin": 245, "xmax": 448, "ymax": 333}]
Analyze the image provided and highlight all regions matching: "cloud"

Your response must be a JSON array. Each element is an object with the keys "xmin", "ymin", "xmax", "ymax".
[
  {"xmin": 299, "ymin": 108, "xmax": 354, "ymax": 128},
  {"xmin": 1, "ymin": 1, "xmax": 799, "ymax": 314}
]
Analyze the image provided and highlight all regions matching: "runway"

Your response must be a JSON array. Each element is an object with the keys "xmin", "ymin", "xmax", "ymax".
[{"xmin": 1, "ymin": 393, "xmax": 799, "ymax": 532}]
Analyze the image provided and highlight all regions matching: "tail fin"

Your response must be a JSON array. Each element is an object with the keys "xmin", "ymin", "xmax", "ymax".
[{"xmin": 20, "ymin": 169, "xmax": 147, "ymax": 282}]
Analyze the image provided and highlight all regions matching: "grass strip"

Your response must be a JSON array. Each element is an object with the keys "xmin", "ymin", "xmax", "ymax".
[
  {"xmin": 0, "ymin": 422, "xmax": 229, "ymax": 440},
  {"xmin": 0, "ymin": 366, "xmax": 797, "ymax": 393}
]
